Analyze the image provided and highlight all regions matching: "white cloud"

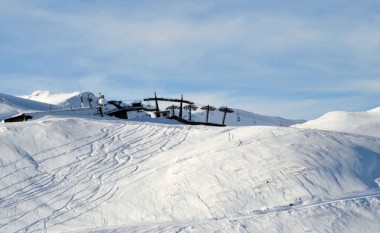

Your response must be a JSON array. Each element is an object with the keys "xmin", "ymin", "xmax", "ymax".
[
  {"xmin": 0, "ymin": 74, "xmax": 78, "ymax": 95},
  {"xmin": 350, "ymin": 79, "xmax": 380, "ymax": 92},
  {"xmin": 1, "ymin": 1, "xmax": 380, "ymax": 119}
]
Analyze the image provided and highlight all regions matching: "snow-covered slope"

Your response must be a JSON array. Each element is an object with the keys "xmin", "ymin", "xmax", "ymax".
[
  {"xmin": 14, "ymin": 91, "xmax": 305, "ymax": 127},
  {"xmin": 190, "ymin": 108, "xmax": 305, "ymax": 126},
  {"xmin": 0, "ymin": 116, "xmax": 379, "ymax": 232},
  {"xmin": 0, "ymin": 93, "xmax": 61, "ymax": 121},
  {"xmin": 21, "ymin": 90, "xmax": 97, "ymax": 109},
  {"xmin": 295, "ymin": 107, "xmax": 380, "ymax": 138}
]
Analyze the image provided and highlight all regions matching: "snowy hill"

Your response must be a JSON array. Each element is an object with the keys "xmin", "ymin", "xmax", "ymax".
[
  {"xmin": 295, "ymin": 107, "xmax": 380, "ymax": 138},
  {"xmin": 1, "ymin": 92, "xmax": 380, "ymax": 232},
  {"xmin": 190, "ymin": 108, "xmax": 305, "ymax": 126},
  {"xmin": 4, "ymin": 91, "xmax": 305, "ymax": 127},
  {"xmin": 0, "ymin": 115, "xmax": 379, "ymax": 232},
  {"xmin": 0, "ymin": 93, "xmax": 61, "ymax": 122},
  {"xmin": 21, "ymin": 90, "xmax": 97, "ymax": 109}
]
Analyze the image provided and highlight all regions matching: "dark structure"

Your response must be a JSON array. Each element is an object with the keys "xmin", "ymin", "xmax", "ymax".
[
  {"xmin": 168, "ymin": 116, "xmax": 225, "ymax": 127},
  {"xmin": 87, "ymin": 94, "xmax": 93, "ymax": 108},
  {"xmin": 144, "ymin": 93, "xmax": 194, "ymax": 118},
  {"xmin": 131, "ymin": 100, "xmax": 143, "ymax": 108},
  {"xmin": 218, "ymin": 106, "xmax": 234, "ymax": 125},
  {"xmin": 166, "ymin": 105, "xmax": 179, "ymax": 116},
  {"xmin": 4, "ymin": 114, "xmax": 33, "ymax": 123},
  {"xmin": 183, "ymin": 104, "xmax": 198, "ymax": 121},
  {"xmin": 108, "ymin": 100, "xmax": 124, "ymax": 109},
  {"xmin": 200, "ymin": 105, "xmax": 216, "ymax": 123},
  {"xmin": 106, "ymin": 100, "xmax": 128, "ymax": 119}
]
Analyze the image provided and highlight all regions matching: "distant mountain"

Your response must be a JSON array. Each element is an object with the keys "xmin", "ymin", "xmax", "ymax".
[{"xmin": 295, "ymin": 107, "xmax": 380, "ymax": 138}]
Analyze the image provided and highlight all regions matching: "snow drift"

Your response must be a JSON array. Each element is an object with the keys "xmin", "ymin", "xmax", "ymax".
[
  {"xmin": 21, "ymin": 90, "xmax": 97, "ymax": 109},
  {"xmin": 295, "ymin": 107, "xmax": 380, "ymax": 138},
  {"xmin": 0, "ymin": 93, "xmax": 61, "ymax": 122}
]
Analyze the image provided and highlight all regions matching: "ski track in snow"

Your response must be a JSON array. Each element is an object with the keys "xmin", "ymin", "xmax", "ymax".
[
  {"xmin": 1, "ymin": 116, "xmax": 380, "ymax": 232},
  {"xmin": 0, "ymin": 119, "xmax": 191, "ymax": 232},
  {"xmin": 76, "ymin": 192, "xmax": 380, "ymax": 233}
]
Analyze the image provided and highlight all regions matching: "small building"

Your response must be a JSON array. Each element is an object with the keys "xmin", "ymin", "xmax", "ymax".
[
  {"xmin": 154, "ymin": 111, "xmax": 170, "ymax": 118},
  {"xmin": 131, "ymin": 100, "xmax": 143, "ymax": 108},
  {"xmin": 4, "ymin": 113, "xmax": 33, "ymax": 123}
]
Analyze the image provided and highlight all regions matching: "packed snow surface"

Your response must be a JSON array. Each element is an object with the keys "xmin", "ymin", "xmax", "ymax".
[
  {"xmin": 295, "ymin": 107, "xmax": 380, "ymax": 138},
  {"xmin": 0, "ymin": 92, "xmax": 380, "ymax": 232},
  {"xmin": 21, "ymin": 90, "xmax": 96, "ymax": 109},
  {"xmin": 0, "ymin": 93, "xmax": 61, "ymax": 121},
  {"xmin": 1, "ymin": 115, "xmax": 380, "ymax": 232}
]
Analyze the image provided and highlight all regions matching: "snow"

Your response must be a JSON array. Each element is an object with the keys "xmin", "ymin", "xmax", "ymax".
[
  {"xmin": 0, "ymin": 93, "xmax": 61, "ymax": 121},
  {"xmin": 0, "ymin": 91, "xmax": 380, "ymax": 232},
  {"xmin": 6, "ymin": 90, "xmax": 305, "ymax": 127},
  {"xmin": 190, "ymin": 108, "xmax": 305, "ymax": 126},
  {"xmin": 294, "ymin": 107, "xmax": 380, "ymax": 138},
  {"xmin": 21, "ymin": 90, "xmax": 97, "ymax": 109}
]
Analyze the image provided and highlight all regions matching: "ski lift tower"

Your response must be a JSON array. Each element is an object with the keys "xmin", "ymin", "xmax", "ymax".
[
  {"xmin": 201, "ymin": 105, "xmax": 216, "ymax": 123},
  {"xmin": 143, "ymin": 93, "xmax": 194, "ymax": 118},
  {"xmin": 183, "ymin": 104, "xmax": 198, "ymax": 121},
  {"xmin": 218, "ymin": 106, "xmax": 234, "ymax": 125},
  {"xmin": 166, "ymin": 105, "xmax": 179, "ymax": 116}
]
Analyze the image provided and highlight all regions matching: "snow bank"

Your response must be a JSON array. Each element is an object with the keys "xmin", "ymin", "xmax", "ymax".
[
  {"xmin": 0, "ymin": 93, "xmax": 60, "ymax": 121},
  {"xmin": 21, "ymin": 90, "xmax": 98, "ymax": 109},
  {"xmin": 295, "ymin": 107, "xmax": 380, "ymax": 138}
]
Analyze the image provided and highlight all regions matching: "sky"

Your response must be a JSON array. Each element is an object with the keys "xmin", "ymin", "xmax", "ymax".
[{"xmin": 0, "ymin": 0, "xmax": 379, "ymax": 119}]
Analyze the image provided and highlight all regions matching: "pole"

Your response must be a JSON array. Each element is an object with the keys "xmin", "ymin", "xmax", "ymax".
[
  {"xmin": 179, "ymin": 94, "xmax": 183, "ymax": 118},
  {"xmin": 78, "ymin": 83, "xmax": 84, "ymax": 108},
  {"xmin": 154, "ymin": 92, "xmax": 160, "ymax": 117},
  {"xmin": 206, "ymin": 105, "xmax": 210, "ymax": 123},
  {"xmin": 222, "ymin": 109, "xmax": 227, "ymax": 125}
]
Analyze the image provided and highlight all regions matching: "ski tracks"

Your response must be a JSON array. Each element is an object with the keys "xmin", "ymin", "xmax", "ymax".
[{"xmin": 0, "ymin": 121, "xmax": 191, "ymax": 232}]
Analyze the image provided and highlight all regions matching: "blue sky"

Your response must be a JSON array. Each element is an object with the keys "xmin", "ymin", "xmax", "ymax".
[{"xmin": 0, "ymin": 0, "xmax": 379, "ymax": 119}]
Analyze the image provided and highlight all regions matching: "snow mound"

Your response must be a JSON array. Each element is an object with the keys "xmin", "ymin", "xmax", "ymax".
[
  {"xmin": 368, "ymin": 106, "xmax": 380, "ymax": 112},
  {"xmin": 22, "ymin": 90, "xmax": 97, "ymax": 109},
  {"xmin": 0, "ymin": 93, "xmax": 60, "ymax": 121},
  {"xmin": 0, "ymin": 116, "xmax": 379, "ymax": 232},
  {"xmin": 295, "ymin": 108, "xmax": 380, "ymax": 138}
]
